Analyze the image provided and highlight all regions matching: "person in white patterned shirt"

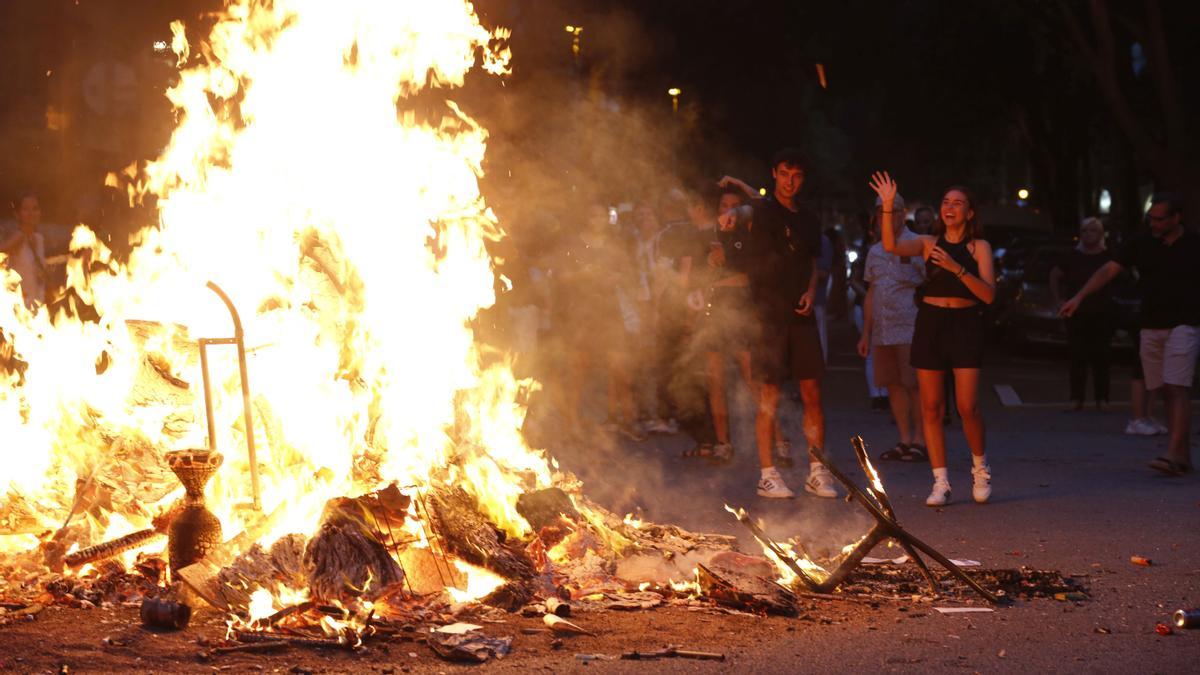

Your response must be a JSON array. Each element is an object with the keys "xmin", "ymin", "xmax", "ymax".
[{"xmin": 857, "ymin": 193, "xmax": 927, "ymax": 461}]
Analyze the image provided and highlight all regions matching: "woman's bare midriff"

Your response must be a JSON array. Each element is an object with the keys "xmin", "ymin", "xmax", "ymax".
[{"xmin": 922, "ymin": 296, "xmax": 979, "ymax": 308}]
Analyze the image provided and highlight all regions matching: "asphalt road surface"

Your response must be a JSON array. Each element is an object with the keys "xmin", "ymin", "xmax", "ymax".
[{"xmin": 540, "ymin": 317, "xmax": 1200, "ymax": 672}]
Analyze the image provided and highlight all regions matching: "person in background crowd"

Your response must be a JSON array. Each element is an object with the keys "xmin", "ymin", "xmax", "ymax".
[
  {"xmin": 1049, "ymin": 217, "xmax": 1114, "ymax": 411},
  {"xmin": 857, "ymin": 192, "xmax": 927, "ymax": 462},
  {"xmin": 872, "ymin": 172, "xmax": 996, "ymax": 507},
  {"xmin": 812, "ymin": 230, "xmax": 835, "ymax": 362},
  {"xmin": 2, "ymin": 193, "xmax": 47, "ymax": 309},
  {"xmin": 719, "ymin": 149, "xmax": 837, "ymax": 500},
  {"xmin": 849, "ymin": 212, "xmax": 889, "ymax": 409},
  {"xmin": 660, "ymin": 187, "xmax": 720, "ymax": 458},
  {"xmin": 1061, "ymin": 193, "xmax": 1198, "ymax": 476},
  {"xmin": 548, "ymin": 201, "xmax": 643, "ymax": 443},
  {"xmin": 824, "ymin": 226, "xmax": 849, "ymax": 322},
  {"xmin": 912, "ymin": 205, "xmax": 936, "ymax": 235},
  {"xmin": 699, "ymin": 185, "xmax": 755, "ymax": 464},
  {"xmin": 630, "ymin": 200, "xmax": 670, "ymax": 433}
]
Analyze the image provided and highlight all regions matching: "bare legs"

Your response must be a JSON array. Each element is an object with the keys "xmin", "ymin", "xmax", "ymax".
[
  {"xmin": 886, "ymin": 383, "xmax": 925, "ymax": 446},
  {"xmin": 918, "ymin": 367, "xmax": 984, "ymax": 469},
  {"xmin": 707, "ymin": 349, "xmax": 752, "ymax": 445},
  {"xmin": 756, "ymin": 383, "xmax": 780, "ymax": 469},
  {"xmin": 798, "ymin": 378, "xmax": 825, "ymax": 457},
  {"xmin": 1162, "ymin": 384, "xmax": 1193, "ymax": 467},
  {"xmin": 953, "ymin": 368, "xmax": 986, "ymax": 458}
]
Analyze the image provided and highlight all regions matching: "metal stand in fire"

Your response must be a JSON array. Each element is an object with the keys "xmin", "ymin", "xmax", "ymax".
[{"xmin": 733, "ymin": 435, "xmax": 1002, "ymax": 604}]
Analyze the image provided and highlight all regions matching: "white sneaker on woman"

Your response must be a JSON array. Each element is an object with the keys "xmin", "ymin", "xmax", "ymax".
[
  {"xmin": 971, "ymin": 465, "xmax": 992, "ymax": 503},
  {"xmin": 925, "ymin": 480, "xmax": 951, "ymax": 507},
  {"xmin": 757, "ymin": 469, "xmax": 795, "ymax": 499}
]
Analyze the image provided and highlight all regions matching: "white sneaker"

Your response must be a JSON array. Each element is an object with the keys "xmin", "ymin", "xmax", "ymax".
[
  {"xmin": 1147, "ymin": 418, "xmax": 1169, "ymax": 435},
  {"xmin": 925, "ymin": 480, "xmax": 952, "ymax": 507},
  {"xmin": 757, "ymin": 470, "xmax": 795, "ymax": 499},
  {"xmin": 804, "ymin": 465, "xmax": 838, "ymax": 498},
  {"xmin": 1124, "ymin": 418, "xmax": 1158, "ymax": 436},
  {"xmin": 971, "ymin": 464, "xmax": 992, "ymax": 503}
]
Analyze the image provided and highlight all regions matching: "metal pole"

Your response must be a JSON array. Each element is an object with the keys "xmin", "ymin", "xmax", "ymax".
[
  {"xmin": 198, "ymin": 340, "xmax": 217, "ymax": 451},
  {"xmin": 204, "ymin": 281, "xmax": 260, "ymax": 510}
]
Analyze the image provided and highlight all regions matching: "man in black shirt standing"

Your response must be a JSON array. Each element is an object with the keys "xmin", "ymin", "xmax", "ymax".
[
  {"xmin": 718, "ymin": 149, "xmax": 837, "ymax": 499},
  {"xmin": 1061, "ymin": 193, "xmax": 1199, "ymax": 475}
]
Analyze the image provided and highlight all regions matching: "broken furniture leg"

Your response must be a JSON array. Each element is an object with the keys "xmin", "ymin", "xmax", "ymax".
[
  {"xmin": 849, "ymin": 436, "xmax": 941, "ymax": 596},
  {"xmin": 732, "ymin": 436, "xmax": 1001, "ymax": 604}
]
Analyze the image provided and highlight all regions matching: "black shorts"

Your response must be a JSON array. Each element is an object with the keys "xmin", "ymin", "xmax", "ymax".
[
  {"xmin": 694, "ymin": 286, "xmax": 754, "ymax": 354},
  {"xmin": 910, "ymin": 304, "xmax": 985, "ymax": 371},
  {"xmin": 753, "ymin": 319, "xmax": 824, "ymax": 385}
]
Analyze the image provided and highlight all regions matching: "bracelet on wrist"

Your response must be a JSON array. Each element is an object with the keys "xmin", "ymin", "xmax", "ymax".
[{"xmin": 956, "ymin": 267, "xmax": 967, "ymax": 278}]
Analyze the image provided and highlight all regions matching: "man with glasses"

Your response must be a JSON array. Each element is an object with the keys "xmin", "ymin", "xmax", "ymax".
[{"xmin": 1061, "ymin": 193, "xmax": 1200, "ymax": 475}]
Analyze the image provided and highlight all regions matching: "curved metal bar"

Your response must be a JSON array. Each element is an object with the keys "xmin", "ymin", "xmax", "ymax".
[
  {"xmin": 202, "ymin": 280, "xmax": 260, "ymax": 510},
  {"xmin": 206, "ymin": 281, "xmax": 244, "ymax": 338}
]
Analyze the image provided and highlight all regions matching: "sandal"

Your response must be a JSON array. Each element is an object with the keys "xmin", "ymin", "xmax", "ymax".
[
  {"xmin": 1148, "ymin": 457, "xmax": 1193, "ymax": 476},
  {"xmin": 708, "ymin": 442, "xmax": 735, "ymax": 465},
  {"xmin": 901, "ymin": 444, "xmax": 929, "ymax": 462},
  {"xmin": 683, "ymin": 443, "xmax": 714, "ymax": 459},
  {"xmin": 878, "ymin": 442, "xmax": 908, "ymax": 461}
]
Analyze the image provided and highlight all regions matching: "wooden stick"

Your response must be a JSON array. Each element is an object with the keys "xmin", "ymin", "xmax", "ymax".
[{"xmin": 64, "ymin": 529, "xmax": 163, "ymax": 568}]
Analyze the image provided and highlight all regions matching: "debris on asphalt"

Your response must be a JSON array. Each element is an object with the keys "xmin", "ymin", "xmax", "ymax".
[
  {"xmin": 1174, "ymin": 609, "xmax": 1199, "ymax": 629},
  {"xmin": 433, "ymin": 622, "xmax": 482, "ymax": 635},
  {"xmin": 575, "ymin": 653, "xmax": 617, "ymax": 663},
  {"xmin": 543, "ymin": 614, "xmax": 596, "ymax": 636},
  {"xmin": 544, "ymin": 597, "xmax": 571, "ymax": 617},
  {"xmin": 1155, "ymin": 622, "xmax": 1173, "ymax": 636},
  {"xmin": 620, "ymin": 645, "xmax": 725, "ymax": 661},
  {"xmin": 428, "ymin": 631, "xmax": 512, "ymax": 663},
  {"xmin": 933, "ymin": 607, "xmax": 995, "ymax": 615},
  {"xmin": 1130, "ymin": 556, "xmax": 1153, "ymax": 567}
]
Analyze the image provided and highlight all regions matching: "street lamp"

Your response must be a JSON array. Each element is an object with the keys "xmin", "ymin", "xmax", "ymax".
[
  {"xmin": 1017, "ymin": 188, "xmax": 1030, "ymax": 200},
  {"xmin": 565, "ymin": 25, "xmax": 583, "ymax": 61},
  {"xmin": 667, "ymin": 87, "xmax": 681, "ymax": 114}
]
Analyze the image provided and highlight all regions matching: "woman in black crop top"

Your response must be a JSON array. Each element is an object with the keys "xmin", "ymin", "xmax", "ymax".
[{"xmin": 870, "ymin": 173, "xmax": 995, "ymax": 508}]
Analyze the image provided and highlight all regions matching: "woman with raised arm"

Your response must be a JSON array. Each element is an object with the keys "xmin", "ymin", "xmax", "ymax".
[{"xmin": 869, "ymin": 172, "xmax": 995, "ymax": 506}]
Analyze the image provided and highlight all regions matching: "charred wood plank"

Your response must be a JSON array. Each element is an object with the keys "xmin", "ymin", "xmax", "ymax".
[{"xmin": 426, "ymin": 488, "xmax": 536, "ymax": 581}]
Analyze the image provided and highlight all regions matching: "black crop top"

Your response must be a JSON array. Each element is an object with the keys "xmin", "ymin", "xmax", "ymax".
[{"xmin": 923, "ymin": 235, "xmax": 980, "ymax": 301}]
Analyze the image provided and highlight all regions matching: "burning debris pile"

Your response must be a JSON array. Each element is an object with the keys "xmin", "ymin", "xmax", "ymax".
[{"xmin": 0, "ymin": 0, "xmax": 1069, "ymax": 666}]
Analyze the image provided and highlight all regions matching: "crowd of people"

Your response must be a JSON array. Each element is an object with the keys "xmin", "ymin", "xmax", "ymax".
[
  {"xmin": 500, "ymin": 149, "xmax": 1198, "ymax": 505},
  {"xmin": 3, "ymin": 152, "xmax": 1196, "ymax": 503}
]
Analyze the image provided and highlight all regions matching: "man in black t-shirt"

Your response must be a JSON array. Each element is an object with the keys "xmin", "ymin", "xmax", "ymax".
[
  {"xmin": 1061, "ymin": 193, "xmax": 1199, "ymax": 475},
  {"xmin": 718, "ymin": 148, "xmax": 837, "ymax": 499}
]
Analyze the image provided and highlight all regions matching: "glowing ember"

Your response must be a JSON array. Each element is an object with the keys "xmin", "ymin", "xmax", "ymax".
[{"xmin": 446, "ymin": 559, "xmax": 505, "ymax": 603}]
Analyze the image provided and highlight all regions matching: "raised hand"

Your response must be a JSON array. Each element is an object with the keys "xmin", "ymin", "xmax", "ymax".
[
  {"xmin": 717, "ymin": 210, "xmax": 738, "ymax": 232},
  {"xmin": 868, "ymin": 171, "xmax": 898, "ymax": 206}
]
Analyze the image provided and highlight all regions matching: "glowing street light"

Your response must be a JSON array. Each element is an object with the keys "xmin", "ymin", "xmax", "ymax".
[
  {"xmin": 565, "ymin": 24, "xmax": 583, "ymax": 60},
  {"xmin": 667, "ymin": 87, "xmax": 681, "ymax": 113},
  {"xmin": 1017, "ymin": 188, "xmax": 1030, "ymax": 200}
]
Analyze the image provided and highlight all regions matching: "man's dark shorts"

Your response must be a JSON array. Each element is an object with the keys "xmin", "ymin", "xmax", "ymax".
[{"xmin": 753, "ymin": 318, "xmax": 824, "ymax": 384}]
